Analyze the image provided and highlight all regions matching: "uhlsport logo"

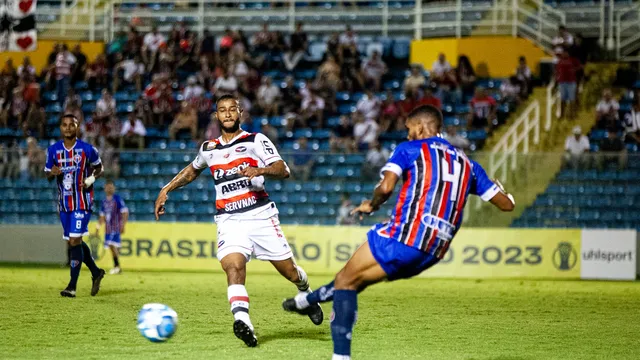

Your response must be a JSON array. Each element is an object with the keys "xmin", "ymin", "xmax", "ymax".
[{"xmin": 552, "ymin": 242, "xmax": 577, "ymax": 271}]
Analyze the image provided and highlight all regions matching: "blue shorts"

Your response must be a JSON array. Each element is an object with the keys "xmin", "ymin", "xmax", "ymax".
[
  {"xmin": 59, "ymin": 211, "xmax": 91, "ymax": 240},
  {"xmin": 559, "ymin": 82, "xmax": 576, "ymax": 102},
  {"xmin": 104, "ymin": 233, "xmax": 122, "ymax": 248},
  {"xmin": 367, "ymin": 225, "xmax": 440, "ymax": 281}
]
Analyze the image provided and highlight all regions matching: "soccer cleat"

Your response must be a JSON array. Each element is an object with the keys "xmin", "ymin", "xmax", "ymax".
[
  {"xmin": 91, "ymin": 269, "xmax": 106, "ymax": 296},
  {"xmin": 307, "ymin": 303, "xmax": 324, "ymax": 325},
  {"xmin": 60, "ymin": 288, "xmax": 76, "ymax": 298},
  {"xmin": 233, "ymin": 320, "xmax": 258, "ymax": 347},
  {"xmin": 109, "ymin": 267, "xmax": 121, "ymax": 275},
  {"xmin": 282, "ymin": 298, "xmax": 323, "ymax": 324}
]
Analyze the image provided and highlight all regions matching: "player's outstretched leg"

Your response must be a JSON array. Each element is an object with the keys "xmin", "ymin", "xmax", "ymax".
[
  {"xmin": 81, "ymin": 241, "xmax": 105, "ymax": 296},
  {"xmin": 271, "ymin": 258, "xmax": 323, "ymax": 325},
  {"xmin": 221, "ymin": 253, "xmax": 257, "ymax": 347},
  {"xmin": 61, "ymin": 238, "xmax": 84, "ymax": 297}
]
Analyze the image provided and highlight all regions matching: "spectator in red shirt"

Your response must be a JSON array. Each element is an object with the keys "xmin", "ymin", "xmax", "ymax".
[
  {"xmin": 419, "ymin": 88, "xmax": 442, "ymax": 110},
  {"xmin": 468, "ymin": 87, "xmax": 497, "ymax": 131},
  {"xmin": 555, "ymin": 49, "xmax": 581, "ymax": 120},
  {"xmin": 398, "ymin": 89, "xmax": 419, "ymax": 118}
]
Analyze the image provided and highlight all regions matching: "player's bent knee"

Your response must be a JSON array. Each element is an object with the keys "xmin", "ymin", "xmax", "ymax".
[{"xmin": 334, "ymin": 268, "xmax": 360, "ymax": 291}]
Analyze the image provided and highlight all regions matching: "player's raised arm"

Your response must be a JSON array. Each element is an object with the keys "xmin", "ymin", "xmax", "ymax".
[
  {"xmin": 154, "ymin": 152, "xmax": 206, "ymax": 220},
  {"xmin": 470, "ymin": 160, "xmax": 515, "ymax": 212}
]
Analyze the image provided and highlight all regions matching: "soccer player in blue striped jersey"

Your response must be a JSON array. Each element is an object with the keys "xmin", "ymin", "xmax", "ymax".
[
  {"xmin": 96, "ymin": 180, "xmax": 128, "ymax": 275},
  {"xmin": 283, "ymin": 105, "xmax": 516, "ymax": 360},
  {"xmin": 45, "ymin": 114, "xmax": 106, "ymax": 298}
]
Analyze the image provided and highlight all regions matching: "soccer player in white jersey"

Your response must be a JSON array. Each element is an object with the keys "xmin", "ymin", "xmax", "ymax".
[{"xmin": 154, "ymin": 94, "xmax": 323, "ymax": 347}]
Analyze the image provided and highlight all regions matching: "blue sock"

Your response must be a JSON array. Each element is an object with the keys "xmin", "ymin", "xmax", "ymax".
[
  {"xmin": 331, "ymin": 290, "xmax": 357, "ymax": 357},
  {"xmin": 81, "ymin": 241, "xmax": 100, "ymax": 276},
  {"xmin": 307, "ymin": 280, "xmax": 335, "ymax": 304},
  {"xmin": 68, "ymin": 244, "xmax": 83, "ymax": 290}
]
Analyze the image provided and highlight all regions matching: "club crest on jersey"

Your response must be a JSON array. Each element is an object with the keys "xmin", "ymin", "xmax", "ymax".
[
  {"xmin": 206, "ymin": 142, "xmax": 217, "ymax": 150},
  {"xmin": 235, "ymin": 146, "xmax": 247, "ymax": 153},
  {"xmin": 73, "ymin": 153, "xmax": 82, "ymax": 164}
]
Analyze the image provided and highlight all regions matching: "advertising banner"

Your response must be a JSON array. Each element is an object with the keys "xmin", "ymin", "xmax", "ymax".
[
  {"xmin": 580, "ymin": 230, "xmax": 636, "ymax": 280},
  {"xmin": 89, "ymin": 223, "xmax": 582, "ymax": 279}
]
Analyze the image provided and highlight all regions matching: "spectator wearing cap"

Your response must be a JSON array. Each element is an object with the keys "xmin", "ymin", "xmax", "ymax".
[
  {"xmin": 120, "ymin": 112, "xmax": 147, "ymax": 150},
  {"xmin": 595, "ymin": 88, "xmax": 620, "ymax": 130},
  {"xmin": 623, "ymin": 96, "xmax": 640, "ymax": 146},
  {"xmin": 564, "ymin": 126, "xmax": 590, "ymax": 169},
  {"xmin": 596, "ymin": 130, "xmax": 627, "ymax": 171}
]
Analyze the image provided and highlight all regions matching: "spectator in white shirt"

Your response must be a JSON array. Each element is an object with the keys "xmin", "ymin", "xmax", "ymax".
[
  {"xmin": 257, "ymin": 77, "xmax": 281, "ymax": 117},
  {"xmin": 183, "ymin": 76, "xmax": 205, "ymax": 102},
  {"xmin": 301, "ymin": 90, "xmax": 325, "ymax": 128},
  {"xmin": 363, "ymin": 141, "xmax": 390, "ymax": 178},
  {"xmin": 119, "ymin": 112, "xmax": 147, "ymax": 149},
  {"xmin": 403, "ymin": 65, "xmax": 426, "ymax": 93},
  {"xmin": 212, "ymin": 68, "xmax": 238, "ymax": 95},
  {"xmin": 623, "ymin": 96, "xmax": 640, "ymax": 146},
  {"xmin": 356, "ymin": 89, "xmax": 381, "ymax": 121},
  {"xmin": 353, "ymin": 111, "xmax": 379, "ymax": 150},
  {"xmin": 431, "ymin": 53, "xmax": 452, "ymax": 82},
  {"xmin": 17, "ymin": 57, "xmax": 35, "ymax": 78},
  {"xmin": 339, "ymin": 25, "xmax": 358, "ymax": 48},
  {"xmin": 55, "ymin": 44, "xmax": 77, "ymax": 105},
  {"xmin": 94, "ymin": 89, "xmax": 116, "ymax": 123},
  {"xmin": 500, "ymin": 76, "xmax": 522, "ymax": 105},
  {"xmin": 552, "ymin": 26, "xmax": 574, "ymax": 58},
  {"xmin": 113, "ymin": 55, "xmax": 144, "ymax": 92},
  {"xmin": 564, "ymin": 126, "xmax": 590, "ymax": 169},
  {"xmin": 361, "ymin": 50, "xmax": 387, "ymax": 91},
  {"xmin": 595, "ymin": 88, "xmax": 620, "ymax": 130},
  {"xmin": 142, "ymin": 26, "xmax": 166, "ymax": 70}
]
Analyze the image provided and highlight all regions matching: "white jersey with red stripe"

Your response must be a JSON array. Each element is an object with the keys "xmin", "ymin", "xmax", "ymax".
[{"xmin": 191, "ymin": 131, "xmax": 286, "ymax": 223}]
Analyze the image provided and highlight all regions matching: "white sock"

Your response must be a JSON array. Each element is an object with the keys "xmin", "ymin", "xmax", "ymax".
[
  {"xmin": 294, "ymin": 291, "xmax": 310, "ymax": 310},
  {"xmin": 332, "ymin": 354, "xmax": 351, "ymax": 360},
  {"xmin": 228, "ymin": 284, "xmax": 253, "ymax": 330},
  {"xmin": 294, "ymin": 265, "xmax": 310, "ymax": 292}
]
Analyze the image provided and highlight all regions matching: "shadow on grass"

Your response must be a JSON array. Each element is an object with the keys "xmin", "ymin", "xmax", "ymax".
[{"xmin": 259, "ymin": 327, "xmax": 331, "ymax": 345}]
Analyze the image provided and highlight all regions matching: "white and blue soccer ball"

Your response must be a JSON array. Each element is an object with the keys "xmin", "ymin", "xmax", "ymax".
[{"xmin": 137, "ymin": 303, "xmax": 178, "ymax": 342}]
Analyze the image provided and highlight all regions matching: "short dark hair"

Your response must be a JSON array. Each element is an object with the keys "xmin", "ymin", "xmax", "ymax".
[
  {"xmin": 60, "ymin": 113, "xmax": 78, "ymax": 125},
  {"xmin": 216, "ymin": 94, "xmax": 238, "ymax": 107},
  {"xmin": 407, "ymin": 105, "xmax": 443, "ymax": 131},
  {"xmin": 105, "ymin": 179, "xmax": 114, "ymax": 186}
]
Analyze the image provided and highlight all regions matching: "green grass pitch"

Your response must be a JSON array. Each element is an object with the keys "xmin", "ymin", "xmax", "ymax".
[{"xmin": 1, "ymin": 267, "xmax": 640, "ymax": 360}]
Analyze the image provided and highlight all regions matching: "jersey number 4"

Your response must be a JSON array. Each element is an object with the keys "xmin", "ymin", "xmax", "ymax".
[{"xmin": 441, "ymin": 158, "xmax": 461, "ymax": 201}]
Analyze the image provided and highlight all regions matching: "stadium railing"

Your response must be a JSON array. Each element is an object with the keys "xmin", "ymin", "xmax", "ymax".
[{"xmin": 545, "ymin": 80, "xmax": 561, "ymax": 132}]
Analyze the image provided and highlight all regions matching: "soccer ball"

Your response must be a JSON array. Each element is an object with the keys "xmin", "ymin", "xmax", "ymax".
[{"xmin": 137, "ymin": 303, "xmax": 178, "ymax": 342}]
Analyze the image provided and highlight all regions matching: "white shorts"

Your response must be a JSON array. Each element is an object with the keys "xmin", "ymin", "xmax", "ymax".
[{"xmin": 216, "ymin": 214, "xmax": 293, "ymax": 262}]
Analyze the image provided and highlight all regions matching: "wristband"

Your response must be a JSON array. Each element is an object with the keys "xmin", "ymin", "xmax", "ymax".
[{"xmin": 84, "ymin": 175, "xmax": 96, "ymax": 187}]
